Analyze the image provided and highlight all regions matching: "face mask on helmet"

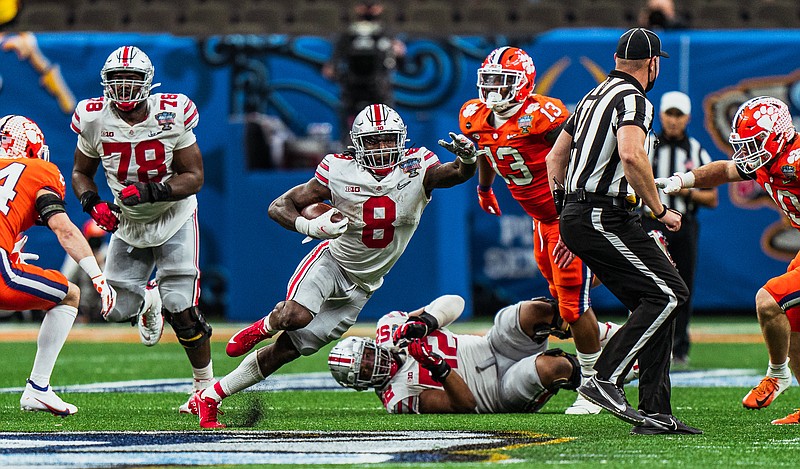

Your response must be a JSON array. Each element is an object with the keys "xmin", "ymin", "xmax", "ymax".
[
  {"xmin": 350, "ymin": 104, "xmax": 407, "ymax": 174},
  {"xmin": 729, "ymin": 96, "xmax": 796, "ymax": 174},
  {"xmin": 328, "ymin": 337, "xmax": 395, "ymax": 390},
  {"xmin": 101, "ymin": 46, "xmax": 157, "ymax": 112},
  {"xmin": 477, "ymin": 47, "xmax": 536, "ymax": 110},
  {"xmin": 0, "ymin": 115, "xmax": 50, "ymax": 161}
]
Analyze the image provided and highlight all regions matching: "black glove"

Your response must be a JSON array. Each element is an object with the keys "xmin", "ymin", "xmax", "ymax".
[
  {"xmin": 408, "ymin": 339, "xmax": 451, "ymax": 383},
  {"xmin": 119, "ymin": 181, "xmax": 172, "ymax": 206},
  {"xmin": 392, "ymin": 311, "xmax": 439, "ymax": 347},
  {"xmin": 553, "ymin": 189, "xmax": 565, "ymax": 215}
]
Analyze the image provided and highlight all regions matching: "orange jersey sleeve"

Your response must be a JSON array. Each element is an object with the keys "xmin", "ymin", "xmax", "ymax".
[
  {"xmin": 459, "ymin": 96, "xmax": 569, "ymax": 222},
  {"xmin": 0, "ymin": 158, "xmax": 66, "ymax": 251}
]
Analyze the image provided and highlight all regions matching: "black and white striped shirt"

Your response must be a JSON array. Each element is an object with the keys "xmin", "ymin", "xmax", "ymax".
[
  {"xmin": 648, "ymin": 134, "xmax": 712, "ymax": 215},
  {"xmin": 563, "ymin": 70, "xmax": 654, "ymax": 198}
]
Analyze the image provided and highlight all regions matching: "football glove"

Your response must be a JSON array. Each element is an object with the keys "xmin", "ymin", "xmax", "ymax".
[
  {"xmin": 477, "ymin": 186, "xmax": 502, "ymax": 216},
  {"xmin": 408, "ymin": 339, "xmax": 451, "ymax": 383},
  {"xmin": 120, "ymin": 181, "xmax": 172, "ymax": 206},
  {"xmin": 295, "ymin": 208, "xmax": 349, "ymax": 240},
  {"xmin": 655, "ymin": 171, "xmax": 695, "ymax": 195},
  {"xmin": 9, "ymin": 235, "xmax": 39, "ymax": 264},
  {"xmin": 438, "ymin": 132, "xmax": 479, "ymax": 165},
  {"xmin": 80, "ymin": 191, "xmax": 120, "ymax": 233},
  {"xmin": 91, "ymin": 273, "xmax": 116, "ymax": 319},
  {"xmin": 392, "ymin": 311, "xmax": 439, "ymax": 347}
]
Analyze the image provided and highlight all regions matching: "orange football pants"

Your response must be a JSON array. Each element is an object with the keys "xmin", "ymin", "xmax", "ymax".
[
  {"xmin": 0, "ymin": 252, "xmax": 69, "ymax": 311},
  {"xmin": 763, "ymin": 250, "xmax": 800, "ymax": 332},
  {"xmin": 533, "ymin": 219, "xmax": 593, "ymax": 323}
]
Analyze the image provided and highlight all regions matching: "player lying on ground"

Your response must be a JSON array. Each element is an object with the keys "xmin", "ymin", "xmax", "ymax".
[{"xmin": 329, "ymin": 295, "xmax": 632, "ymax": 413}]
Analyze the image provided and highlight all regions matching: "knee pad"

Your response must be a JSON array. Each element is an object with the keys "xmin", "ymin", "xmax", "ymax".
[
  {"xmin": 163, "ymin": 306, "xmax": 213, "ymax": 349},
  {"xmin": 543, "ymin": 348, "xmax": 581, "ymax": 391},
  {"xmin": 530, "ymin": 297, "xmax": 571, "ymax": 343}
]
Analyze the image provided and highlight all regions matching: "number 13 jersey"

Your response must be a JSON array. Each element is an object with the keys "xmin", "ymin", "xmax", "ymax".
[
  {"xmin": 315, "ymin": 148, "xmax": 439, "ymax": 292},
  {"xmin": 71, "ymin": 93, "xmax": 200, "ymax": 247}
]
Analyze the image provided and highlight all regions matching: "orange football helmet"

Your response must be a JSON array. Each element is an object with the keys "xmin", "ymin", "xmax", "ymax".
[
  {"xmin": 729, "ymin": 96, "xmax": 796, "ymax": 173},
  {"xmin": 0, "ymin": 115, "xmax": 49, "ymax": 161},
  {"xmin": 477, "ymin": 47, "xmax": 536, "ymax": 110}
]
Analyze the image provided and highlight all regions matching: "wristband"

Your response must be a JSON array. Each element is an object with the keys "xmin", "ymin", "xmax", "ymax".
[
  {"xmin": 79, "ymin": 191, "xmax": 101, "ymax": 213},
  {"xmin": 654, "ymin": 205, "xmax": 668, "ymax": 219},
  {"xmin": 478, "ymin": 185, "xmax": 492, "ymax": 193},
  {"xmin": 78, "ymin": 256, "xmax": 103, "ymax": 278},
  {"xmin": 294, "ymin": 216, "xmax": 310, "ymax": 235}
]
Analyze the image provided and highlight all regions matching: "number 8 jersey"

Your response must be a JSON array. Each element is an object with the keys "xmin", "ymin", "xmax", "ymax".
[
  {"xmin": 315, "ymin": 148, "xmax": 440, "ymax": 292},
  {"xmin": 71, "ymin": 93, "xmax": 200, "ymax": 247}
]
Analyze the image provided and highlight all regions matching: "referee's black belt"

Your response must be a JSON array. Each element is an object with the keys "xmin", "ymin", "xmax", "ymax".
[{"xmin": 565, "ymin": 189, "xmax": 636, "ymax": 211}]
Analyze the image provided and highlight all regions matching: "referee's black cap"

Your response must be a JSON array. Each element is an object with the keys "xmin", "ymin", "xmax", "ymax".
[{"xmin": 616, "ymin": 28, "xmax": 669, "ymax": 59}]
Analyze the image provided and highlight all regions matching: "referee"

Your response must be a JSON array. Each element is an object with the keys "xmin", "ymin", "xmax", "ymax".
[
  {"xmin": 546, "ymin": 28, "xmax": 700, "ymax": 435},
  {"xmin": 641, "ymin": 91, "xmax": 718, "ymax": 368}
]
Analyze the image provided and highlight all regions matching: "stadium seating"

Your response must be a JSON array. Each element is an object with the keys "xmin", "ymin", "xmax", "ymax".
[{"xmin": 4, "ymin": 0, "xmax": 800, "ymax": 34}]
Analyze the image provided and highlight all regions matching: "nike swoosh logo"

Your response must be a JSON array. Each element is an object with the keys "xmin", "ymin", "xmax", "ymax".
[
  {"xmin": 594, "ymin": 383, "xmax": 628, "ymax": 412},
  {"xmin": 396, "ymin": 181, "xmax": 411, "ymax": 190},
  {"xmin": 228, "ymin": 338, "xmax": 237, "ymax": 344},
  {"xmin": 34, "ymin": 398, "xmax": 70, "ymax": 416},
  {"xmin": 755, "ymin": 391, "xmax": 774, "ymax": 407}
]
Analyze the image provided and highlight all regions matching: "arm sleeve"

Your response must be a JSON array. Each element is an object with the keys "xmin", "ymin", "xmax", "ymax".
[{"xmin": 615, "ymin": 92, "xmax": 651, "ymax": 133}]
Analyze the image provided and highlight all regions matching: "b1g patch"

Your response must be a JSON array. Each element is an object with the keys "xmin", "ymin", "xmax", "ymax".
[{"xmin": 155, "ymin": 111, "xmax": 176, "ymax": 131}]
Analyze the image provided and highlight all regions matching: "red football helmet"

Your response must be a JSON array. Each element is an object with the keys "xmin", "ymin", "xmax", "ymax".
[
  {"xmin": 0, "ymin": 115, "xmax": 50, "ymax": 161},
  {"xmin": 729, "ymin": 96, "xmax": 796, "ymax": 173},
  {"xmin": 477, "ymin": 47, "xmax": 536, "ymax": 110}
]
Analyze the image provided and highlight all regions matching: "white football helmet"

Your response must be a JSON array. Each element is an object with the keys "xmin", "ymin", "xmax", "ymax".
[
  {"xmin": 328, "ymin": 337, "xmax": 395, "ymax": 391},
  {"xmin": 0, "ymin": 115, "xmax": 49, "ymax": 161},
  {"xmin": 350, "ymin": 104, "xmax": 408, "ymax": 173},
  {"xmin": 101, "ymin": 46, "xmax": 156, "ymax": 111},
  {"xmin": 729, "ymin": 96, "xmax": 796, "ymax": 174}
]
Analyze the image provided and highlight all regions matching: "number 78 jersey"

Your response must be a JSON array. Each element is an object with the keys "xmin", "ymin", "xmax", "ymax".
[
  {"xmin": 71, "ymin": 93, "xmax": 199, "ymax": 245},
  {"xmin": 459, "ymin": 95, "xmax": 569, "ymax": 223}
]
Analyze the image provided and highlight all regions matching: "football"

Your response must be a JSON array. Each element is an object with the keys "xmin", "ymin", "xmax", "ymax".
[{"xmin": 301, "ymin": 202, "xmax": 343, "ymax": 222}]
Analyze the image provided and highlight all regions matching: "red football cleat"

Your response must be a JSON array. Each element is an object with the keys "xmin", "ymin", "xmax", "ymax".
[
  {"xmin": 190, "ymin": 392, "xmax": 225, "ymax": 429},
  {"xmin": 226, "ymin": 317, "xmax": 273, "ymax": 357}
]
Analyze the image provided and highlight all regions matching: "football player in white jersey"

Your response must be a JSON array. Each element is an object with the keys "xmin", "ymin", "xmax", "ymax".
[
  {"xmin": 188, "ymin": 104, "xmax": 478, "ymax": 428},
  {"xmin": 329, "ymin": 295, "xmax": 626, "ymax": 414},
  {"xmin": 70, "ymin": 46, "xmax": 215, "ymax": 413}
]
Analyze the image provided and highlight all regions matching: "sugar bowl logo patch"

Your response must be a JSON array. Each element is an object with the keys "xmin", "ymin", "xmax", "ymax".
[
  {"xmin": 518, "ymin": 114, "xmax": 533, "ymax": 134},
  {"xmin": 399, "ymin": 158, "xmax": 421, "ymax": 177},
  {"xmin": 155, "ymin": 111, "xmax": 176, "ymax": 131},
  {"xmin": 781, "ymin": 165, "xmax": 796, "ymax": 183}
]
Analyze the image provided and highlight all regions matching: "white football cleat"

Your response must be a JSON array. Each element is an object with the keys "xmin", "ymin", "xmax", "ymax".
[
  {"xmin": 138, "ymin": 282, "xmax": 164, "ymax": 346},
  {"xmin": 179, "ymin": 378, "xmax": 217, "ymax": 415},
  {"xmin": 20, "ymin": 380, "xmax": 77, "ymax": 417},
  {"xmin": 179, "ymin": 394, "xmax": 198, "ymax": 415},
  {"xmin": 565, "ymin": 392, "xmax": 602, "ymax": 415}
]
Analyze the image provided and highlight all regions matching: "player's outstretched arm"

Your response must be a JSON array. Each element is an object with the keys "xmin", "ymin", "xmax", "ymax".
[
  {"xmin": 394, "ymin": 295, "xmax": 465, "ymax": 346},
  {"xmin": 268, "ymin": 178, "xmax": 333, "ymax": 232}
]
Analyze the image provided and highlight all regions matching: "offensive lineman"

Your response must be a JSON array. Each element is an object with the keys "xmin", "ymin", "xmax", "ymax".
[
  {"xmin": 70, "ymin": 46, "xmax": 215, "ymax": 413},
  {"xmin": 455, "ymin": 46, "xmax": 603, "ymax": 414},
  {"xmin": 188, "ymin": 104, "xmax": 478, "ymax": 428}
]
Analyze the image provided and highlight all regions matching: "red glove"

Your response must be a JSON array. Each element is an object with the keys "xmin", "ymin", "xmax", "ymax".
[
  {"xmin": 477, "ymin": 186, "xmax": 502, "ymax": 216},
  {"xmin": 80, "ymin": 191, "xmax": 120, "ymax": 233},
  {"xmin": 407, "ymin": 339, "xmax": 451, "ymax": 383},
  {"xmin": 120, "ymin": 181, "xmax": 172, "ymax": 206}
]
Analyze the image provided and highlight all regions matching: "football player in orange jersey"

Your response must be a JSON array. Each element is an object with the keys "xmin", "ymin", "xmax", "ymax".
[
  {"xmin": 0, "ymin": 115, "xmax": 115, "ymax": 416},
  {"xmin": 456, "ymin": 47, "xmax": 604, "ymax": 414},
  {"xmin": 657, "ymin": 96, "xmax": 800, "ymax": 424}
]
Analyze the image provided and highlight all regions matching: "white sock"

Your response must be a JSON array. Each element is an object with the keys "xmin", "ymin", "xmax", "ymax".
[
  {"xmin": 767, "ymin": 359, "xmax": 791, "ymax": 379},
  {"xmin": 29, "ymin": 305, "xmax": 77, "ymax": 387},
  {"xmin": 577, "ymin": 350, "xmax": 601, "ymax": 381},
  {"xmin": 192, "ymin": 360, "xmax": 215, "ymax": 391},
  {"xmin": 205, "ymin": 351, "xmax": 264, "ymax": 402},
  {"xmin": 599, "ymin": 321, "xmax": 621, "ymax": 348}
]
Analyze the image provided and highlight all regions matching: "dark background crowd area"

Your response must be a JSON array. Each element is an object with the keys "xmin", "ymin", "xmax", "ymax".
[{"xmin": 6, "ymin": 0, "xmax": 800, "ymax": 36}]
